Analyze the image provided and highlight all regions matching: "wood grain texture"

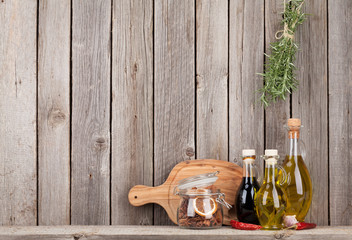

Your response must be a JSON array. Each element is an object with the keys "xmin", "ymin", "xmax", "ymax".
[
  {"xmin": 0, "ymin": 0, "xmax": 37, "ymax": 225},
  {"xmin": 111, "ymin": 0, "xmax": 153, "ymax": 225},
  {"xmin": 264, "ymin": 0, "xmax": 290, "ymax": 156},
  {"xmin": 129, "ymin": 159, "xmax": 242, "ymax": 225},
  {"xmin": 328, "ymin": 0, "xmax": 352, "ymax": 226},
  {"xmin": 154, "ymin": 0, "xmax": 195, "ymax": 225},
  {"xmin": 38, "ymin": 0, "xmax": 70, "ymax": 225},
  {"xmin": 196, "ymin": 0, "xmax": 228, "ymax": 160},
  {"xmin": 292, "ymin": 0, "xmax": 328, "ymax": 225},
  {"xmin": 0, "ymin": 226, "xmax": 351, "ymax": 240},
  {"xmin": 71, "ymin": 0, "xmax": 111, "ymax": 225},
  {"xmin": 229, "ymin": 0, "xmax": 264, "ymax": 167}
]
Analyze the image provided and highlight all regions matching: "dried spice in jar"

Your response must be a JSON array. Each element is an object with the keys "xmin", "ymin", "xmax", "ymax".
[{"xmin": 174, "ymin": 172, "xmax": 232, "ymax": 229}]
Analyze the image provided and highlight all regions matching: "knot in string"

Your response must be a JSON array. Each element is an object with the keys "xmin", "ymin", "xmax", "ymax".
[
  {"xmin": 275, "ymin": 23, "xmax": 294, "ymax": 40},
  {"xmin": 275, "ymin": 0, "xmax": 298, "ymax": 40}
]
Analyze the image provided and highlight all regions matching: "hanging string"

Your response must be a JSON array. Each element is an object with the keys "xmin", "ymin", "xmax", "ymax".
[{"xmin": 275, "ymin": 0, "xmax": 304, "ymax": 40}]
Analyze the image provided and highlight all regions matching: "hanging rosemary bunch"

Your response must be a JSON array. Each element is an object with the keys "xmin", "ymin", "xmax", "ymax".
[{"xmin": 258, "ymin": 0, "xmax": 306, "ymax": 107}]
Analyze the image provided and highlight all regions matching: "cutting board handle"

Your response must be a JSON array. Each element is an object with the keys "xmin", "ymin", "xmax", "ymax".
[{"xmin": 128, "ymin": 185, "xmax": 169, "ymax": 207}]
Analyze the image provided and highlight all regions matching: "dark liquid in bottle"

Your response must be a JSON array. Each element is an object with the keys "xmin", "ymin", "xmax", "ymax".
[{"xmin": 236, "ymin": 177, "xmax": 260, "ymax": 224}]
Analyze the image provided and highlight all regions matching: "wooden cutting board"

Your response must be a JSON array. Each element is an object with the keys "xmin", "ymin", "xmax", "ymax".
[{"xmin": 128, "ymin": 159, "xmax": 242, "ymax": 225}]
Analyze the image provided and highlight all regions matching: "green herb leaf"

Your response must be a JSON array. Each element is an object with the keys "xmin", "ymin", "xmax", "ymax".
[{"xmin": 258, "ymin": 0, "xmax": 306, "ymax": 107}]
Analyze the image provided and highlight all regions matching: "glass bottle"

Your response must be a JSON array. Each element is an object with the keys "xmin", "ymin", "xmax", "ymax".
[
  {"xmin": 280, "ymin": 118, "xmax": 312, "ymax": 222},
  {"xmin": 255, "ymin": 149, "xmax": 287, "ymax": 230},
  {"xmin": 236, "ymin": 149, "xmax": 260, "ymax": 224}
]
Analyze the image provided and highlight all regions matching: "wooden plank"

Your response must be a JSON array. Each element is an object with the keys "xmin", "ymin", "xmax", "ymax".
[
  {"xmin": 0, "ymin": 0, "xmax": 37, "ymax": 225},
  {"xmin": 328, "ymin": 0, "xmax": 352, "ymax": 226},
  {"xmin": 196, "ymin": 0, "xmax": 228, "ymax": 160},
  {"xmin": 111, "ymin": 0, "xmax": 153, "ymax": 225},
  {"xmin": 71, "ymin": 0, "xmax": 111, "ymax": 225},
  {"xmin": 38, "ymin": 0, "xmax": 71, "ymax": 225},
  {"xmin": 229, "ymin": 1, "xmax": 264, "ymax": 167},
  {"xmin": 292, "ymin": 0, "xmax": 328, "ymax": 225},
  {"xmin": 0, "ymin": 226, "xmax": 351, "ymax": 240},
  {"xmin": 154, "ymin": 0, "xmax": 195, "ymax": 225},
  {"xmin": 264, "ymin": 0, "xmax": 290, "ymax": 156}
]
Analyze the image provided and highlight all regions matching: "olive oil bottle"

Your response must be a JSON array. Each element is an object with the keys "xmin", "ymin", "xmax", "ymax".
[
  {"xmin": 255, "ymin": 150, "xmax": 287, "ymax": 230},
  {"xmin": 236, "ymin": 149, "xmax": 260, "ymax": 224},
  {"xmin": 279, "ymin": 118, "xmax": 312, "ymax": 222}
]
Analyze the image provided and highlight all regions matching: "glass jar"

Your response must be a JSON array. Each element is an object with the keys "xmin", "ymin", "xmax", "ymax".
[{"xmin": 174, "ymin": 172, "xmax": 231, "ymax": 229}]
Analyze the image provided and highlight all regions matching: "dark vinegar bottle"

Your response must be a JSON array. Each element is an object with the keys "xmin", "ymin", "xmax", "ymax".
[{"xmin": 236, "ymin": 149, "xmax": 260, "ymax": 224}]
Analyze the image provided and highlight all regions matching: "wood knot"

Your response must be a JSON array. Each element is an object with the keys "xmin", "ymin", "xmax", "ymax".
[
  {"xmin": 133, "ymin": 62, "xmax": 138, "ymax": 72},
  {"xmin": 274, "ymin": 231, "xmax": 293, "ymax": 239},
  {"xmin": 73, "ymin": 233, "xmax": 84, "ymax": 240},
  {"xmin": 196, "ymin": 74, "xmax": 204, "ymax": 91},
  {"xmin": 93, "ymin": 137, "xmax": 108, "ymax": 152},
  {"xmin": 48, "ymin": 108, "xmax": 66, "ymax": 127},
  {"xmin": 139, "ymin": 218, "xmax": 151, "ymax": 225},
  {"xmin": 185, "ymin": 147, "xmax": 194, "ymax": 157},
  {"xmin": 274, "ymin": 233, "xmax": 284, "ymax": 239},
  {"xmin": 96, "ymin": 138, "xmax": 105, "ymax": 144},
  {"xmin": 131, "ymin": 62, "xmax": 138, "ymax": 81}
]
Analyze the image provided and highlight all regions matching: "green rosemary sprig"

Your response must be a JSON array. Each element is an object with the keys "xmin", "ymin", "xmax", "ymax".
[{"xmin": 258, "ymin": 0, "xmax": 306, "ymax": 107}]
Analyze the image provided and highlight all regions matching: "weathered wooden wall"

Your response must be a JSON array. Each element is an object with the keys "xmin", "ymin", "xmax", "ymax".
[{"xmin": 0, "ymin": 0, "xmax": 350, "ymax": 226}]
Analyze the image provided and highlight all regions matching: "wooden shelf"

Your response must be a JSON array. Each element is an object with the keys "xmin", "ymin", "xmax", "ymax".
[{"xmin": 0, "ymin": 226, "xmax": 351, "ymax": 240}]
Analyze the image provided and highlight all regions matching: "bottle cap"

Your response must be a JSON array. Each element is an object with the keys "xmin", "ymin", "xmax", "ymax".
[
  {"xmin": 288, "ymin": 118, "xmax": 301, "ymax": 127},
  {"xmin": 242, "ymin": 149, "xmax": 255, "ymax": 157},
  {"xmin": 265, "ymin": 149, "xmax": 278, "ymax": 156},
  {"xmin": 265, "ymin": 149, "xmax": 278, "ymax": 165},
  {"xmin": 287, "ymin": 118, "xmax": 301, "ymax": 138}
]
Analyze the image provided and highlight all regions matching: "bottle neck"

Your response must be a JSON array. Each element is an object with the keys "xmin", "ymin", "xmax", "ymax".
[
  {"xmin": 242, "ymin": 157, "xmax": 255, "ymax": 182},
  {"xmin": 263, "ymin": 162, "xmax": 277, "ymax": 184},
  {"xmin": 288, "ymin": 130, "xmax": 300, "ymax": 157}
]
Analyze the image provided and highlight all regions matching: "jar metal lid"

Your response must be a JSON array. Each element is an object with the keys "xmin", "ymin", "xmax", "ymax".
[{"xmin": 177, "ymin": 171, "xmax": 219, "ymax": 190}]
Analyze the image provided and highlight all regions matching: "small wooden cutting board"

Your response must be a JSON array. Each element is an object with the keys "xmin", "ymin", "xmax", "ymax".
[{"xmin": 128, "ymin": 159, "xmax": 242, "ymax": 225}]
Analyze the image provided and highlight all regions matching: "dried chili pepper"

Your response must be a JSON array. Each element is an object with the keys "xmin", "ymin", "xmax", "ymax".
[
  {"xmin": 295, "ymin": 222, "xmax": 316, "ymax": 230},
  {"xmin": 230, "ymin": 220, "xmax": 262, "ymax": 230}
]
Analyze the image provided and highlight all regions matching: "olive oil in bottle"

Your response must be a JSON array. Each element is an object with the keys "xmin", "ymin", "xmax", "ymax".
[
  {"xmin": 280, "ymin": 118, "xmax": 312, "ymax": 222},
  {"xmin": 236, "ymin": 149, "xmax": 260, "ymax": 224},
  {"xmin": 255, "ymin": 150, "xmax": 287, "ymax": 230}
]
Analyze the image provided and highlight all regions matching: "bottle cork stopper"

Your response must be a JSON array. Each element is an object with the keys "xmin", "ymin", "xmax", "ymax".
[
  {"xmin": 288, "ymin": 118, "xmax": 301, "ymax": 138},
  {"xmin": 288, "ymin": 118, "xmax": 301, "ymax": 127}
]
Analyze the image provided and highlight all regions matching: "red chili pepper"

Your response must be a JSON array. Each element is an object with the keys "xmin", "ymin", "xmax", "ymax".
[
  {"xmin": 230, "ymin": 220, "xmax": 262, "ymax": 230},
  {"xmin": 295, "ymin": 222, "xmax": 316, "ymax": 230}
]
